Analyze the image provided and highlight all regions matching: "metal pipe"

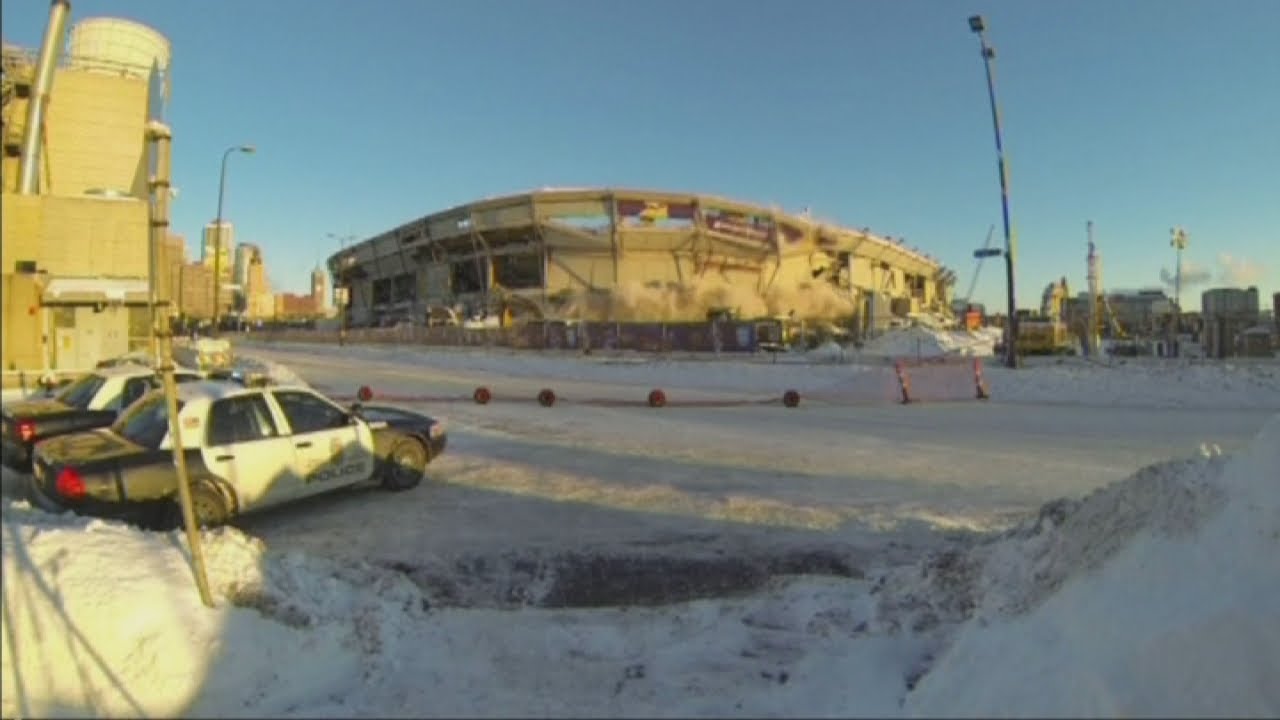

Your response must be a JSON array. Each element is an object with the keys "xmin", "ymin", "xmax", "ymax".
[{"xmin": 18, "ymin": 0, "xmax": 71, "ymax": 195}]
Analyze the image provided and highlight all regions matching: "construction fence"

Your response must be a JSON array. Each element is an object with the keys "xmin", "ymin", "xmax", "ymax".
[{"xmin": 254, "ymin": 319, "xmax": 790, "ymax": 354}]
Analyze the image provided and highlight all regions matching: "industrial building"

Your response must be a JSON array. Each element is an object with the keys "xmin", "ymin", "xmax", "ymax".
[
  {"xmin": 327, "ymin": 188, "xmax": 955, "ymax": 332},
  {"xmin": 1201, "ymin": 286, "xmax": 1267, "ymax": 358},
  {"xmin": 1, "ymin": 6, "xmax": 173, "ymax": 375}
]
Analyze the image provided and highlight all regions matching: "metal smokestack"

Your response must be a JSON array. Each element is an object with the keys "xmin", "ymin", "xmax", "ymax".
[{"xmin": 17, "ymin": 0, "xmax": 71, "ymax": 195}]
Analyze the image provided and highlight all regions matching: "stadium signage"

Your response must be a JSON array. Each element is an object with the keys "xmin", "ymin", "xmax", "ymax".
[{"xmin": 704, "ymin": 210, "xmax": 774, "ymax": 243}]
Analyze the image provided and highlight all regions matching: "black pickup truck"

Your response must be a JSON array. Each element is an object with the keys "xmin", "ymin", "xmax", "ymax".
[{"xmin": 2, "ymin": 366, "xmax": 201, "ymax": 472}]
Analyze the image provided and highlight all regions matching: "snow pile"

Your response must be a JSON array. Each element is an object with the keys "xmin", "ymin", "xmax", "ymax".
[
  {"xmin": 987, "ymin": 357, "xmax": 1280, "ymax": 409},
  {"xmin": 806, "ymin": 340, "xmax": 849, "ymax": 364},
  {"xmin": 900, "ymin": 413, "xmax": 1280, "ymax": 717},
  {"xmin": 231, "ymin": 352, "xmax": 309, "ymax": 387},
  {"xmin": 0, "ymin": 504, "xmax": 422, "ymax": 718},
  {"xmin": 0, "ymin": 498, "xmax": 918, "ymax": 717},
  {"xmin": 860, "ymin": 326, "xmax": 999, "ymax": 359}
]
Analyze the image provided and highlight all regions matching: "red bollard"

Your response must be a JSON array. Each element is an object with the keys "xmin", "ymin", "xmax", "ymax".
[
  {"xmin": 974, "ymin": 358, "xmax": 990, "ymax": 400},
  {"xmin": 647, "ymin": 389, "xmax": 667, "ymax": 408},
  {"xmin": 537, "ymin": 388, "xmax": 557, "ymax": 407},
  {"xmin": 782, "ymin": 389, "xmax": 801, "ymax": 408},
  {"xmin": 473, "ymin": 386, "xmax": 492, "ymax": 405},
  {"xmin": 357, "ymin": 385, "xmax": 374, "ymax": 402}
]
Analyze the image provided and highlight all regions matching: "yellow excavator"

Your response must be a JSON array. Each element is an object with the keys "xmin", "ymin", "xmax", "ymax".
[{"xmin": 1018, "ymin": 278, "xmax": 1074, "ymax": 354}]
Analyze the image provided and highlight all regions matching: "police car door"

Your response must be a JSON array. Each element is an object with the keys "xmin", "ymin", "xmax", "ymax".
[
  {"xmin": 271, "ymin": 389, "xmax": 375, "ymax": 495},
  {"xmin": 202, "ymin": 393, "xmax": 301, "ymax": 510}
]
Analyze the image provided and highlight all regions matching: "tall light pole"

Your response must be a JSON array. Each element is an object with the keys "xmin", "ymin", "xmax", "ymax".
[
  {"xmin": 212, "ymin": 144, "xmax": 255, "ymax": 332},
  {"xmin": 968, "ymin": 15, "xmax": 1020, "ymax": 368},
  {"xmin": 327, "ymin": 232, "xmax": 357, "ymax": 345},
  {"xmin": 1169, "ymin": 226, "xmax": 1189, "ymax": 356}
]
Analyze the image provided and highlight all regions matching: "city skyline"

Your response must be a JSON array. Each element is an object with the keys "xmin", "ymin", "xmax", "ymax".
[{"xmin": 2, "ymin": 0, "xmax": 1275, "ymax": 305}]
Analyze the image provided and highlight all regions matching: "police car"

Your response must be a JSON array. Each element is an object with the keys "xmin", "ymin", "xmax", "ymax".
[
  {"xmin": 27, "ymin": 380, "xmax": 447, "ymax": 528},
  {"xmin": 2, "ymin": 364, "xmax": 203, "ymax": 472}
]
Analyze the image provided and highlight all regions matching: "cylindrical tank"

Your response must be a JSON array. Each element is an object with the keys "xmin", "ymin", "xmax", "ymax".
[{"xmin": 66, "ymin": 17, "xmax": 170, "ymax": 80}]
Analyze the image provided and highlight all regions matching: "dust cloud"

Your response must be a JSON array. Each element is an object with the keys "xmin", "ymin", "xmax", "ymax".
[{"xmin": 551, "ymin": 278, "xmax": 861, "ymax": 322}]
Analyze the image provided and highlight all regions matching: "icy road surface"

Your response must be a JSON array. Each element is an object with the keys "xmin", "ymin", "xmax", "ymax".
[{"xmin": 233, "ymin": 343, "xmax": 1274, "ymax": 581}]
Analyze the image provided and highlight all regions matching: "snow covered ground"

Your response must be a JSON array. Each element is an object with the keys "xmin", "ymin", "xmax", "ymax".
[{"xmin": 2, "ymin": 341, "xmax": 1278, "ymax": 718}]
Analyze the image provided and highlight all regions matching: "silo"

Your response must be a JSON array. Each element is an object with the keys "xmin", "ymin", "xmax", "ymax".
[
  {"xmin": 61, "ymin": 18, "xmax": 171, "ymax": 197},
  {"xmin": 66, "ymin": 17, "xmax": 171, "ymax": 117},
  {"xmin": 67, "ymin": 17, "xmax": 171, "ymax": 80}
]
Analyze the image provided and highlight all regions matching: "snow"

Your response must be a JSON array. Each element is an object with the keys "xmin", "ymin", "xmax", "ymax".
[
  {"xmin": 859, "ymin": 326, "xmax": 1001, "ymax": 359},
  {"xmin": 2, "ymin": 343, "xmax": 1279, "ymax": 718},
  {"xmin": 239, "ymin": 339, "xmax": 1280, "ymax": 410},
  {"xmin": 904, "ymin": 416, "xmax": 1280, "ymax": 717}
]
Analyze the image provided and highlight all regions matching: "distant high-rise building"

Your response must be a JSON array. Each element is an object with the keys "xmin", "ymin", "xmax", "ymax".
[
  {"xmin": 245, "ymin": 247, "xmax": 273, "ymax": 319},
  {"xmin": 202, "ymin": 221, "xmax": 234, "ymax": 286},
  {"xmin": 311, "ymin": 265, "xmax": 328, "ymax": 314},
  {"xmin": 234, "ymin": 242, "xmax": 259, "ymax": 289}
]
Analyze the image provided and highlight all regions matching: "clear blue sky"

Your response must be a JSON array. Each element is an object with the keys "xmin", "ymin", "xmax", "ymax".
[{"xmin": 4, "ymin": 0, "xmax": 1277, "ymax": 309}]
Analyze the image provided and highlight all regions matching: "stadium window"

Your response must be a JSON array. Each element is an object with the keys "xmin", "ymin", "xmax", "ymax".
[
  {"xmin": 492, "ymin": 252, "xmax": 543, "ymax": 289},
  {"xmin": 451, "ymin": 260, "xmax": 485, "ymax": 294},
  {"xmin": 392, "ymin": 273, "xmax": 416, "ymax": 302},
  {"xmin": 372, "ymin": 278, "xmax": 392, "ymax": 305}
]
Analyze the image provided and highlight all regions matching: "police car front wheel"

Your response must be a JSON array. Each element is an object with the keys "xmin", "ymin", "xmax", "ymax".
[{"xmin": 381, "ymin": 438, "xmax": 427, "ymax": 492}]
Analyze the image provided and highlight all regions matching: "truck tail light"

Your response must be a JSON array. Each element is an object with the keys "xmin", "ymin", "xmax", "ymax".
[
  {"xmin": 17, "ymin": 420, "xmax": 35, "ymax": 443},
  {"xmin": 56, "ymin": 467, "xmax": 86, "ymax": 500}
]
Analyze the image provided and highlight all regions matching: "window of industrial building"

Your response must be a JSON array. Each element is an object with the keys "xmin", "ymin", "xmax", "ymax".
[
  {"xmin": 128, "ymin": 307, "xmax": 151, "ymax": 352},
  {"xmin": 907, "ymin": 274, "xmax": 927, "ymax": 299},
  {"xmin": 372, "ymin": 278, "xmax": 392, "ymax": 305},
  {"xmin": 392, "ymin": 273, "xmax": 416, "ymax": 303},
  {"xmin": 492, "ymin": 252, "xmax": 543, "ymax": 289},
  {"xmin": 52, "ymin": 307, "xmax": 75, "ymax": 328},
  {"xmin": 451, "ymin": 260, "xmax": 486, "ymax": 294}
]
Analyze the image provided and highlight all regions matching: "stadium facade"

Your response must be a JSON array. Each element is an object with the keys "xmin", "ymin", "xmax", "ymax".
[{"xmin": 327, "ymin": 187, "xmax": 956, "ymax": 333}]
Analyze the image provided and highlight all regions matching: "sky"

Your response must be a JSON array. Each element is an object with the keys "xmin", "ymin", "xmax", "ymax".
[{"xmin": 3, "ymin": 0, "xmax": 1277, "ymax": 309}]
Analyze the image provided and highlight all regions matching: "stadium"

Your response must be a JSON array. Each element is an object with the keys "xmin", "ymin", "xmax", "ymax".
[{"xmin": 327, "ymin": 187, "xmax": 956, "ymax": 335}]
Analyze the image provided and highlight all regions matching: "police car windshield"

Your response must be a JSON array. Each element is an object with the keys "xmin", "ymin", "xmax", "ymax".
[
  {"xmin": 112, "ymin": 394, "xmax": 181, "ymax": 449},
  {"xmin": 56, "ymin": 373, "xmax": 106, "ymax": 410}
]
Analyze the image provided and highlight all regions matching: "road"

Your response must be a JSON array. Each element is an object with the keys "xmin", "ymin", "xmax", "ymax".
[{"xmin": 232, "ymin": 344, "xmax": 1274, "ymax": 599}]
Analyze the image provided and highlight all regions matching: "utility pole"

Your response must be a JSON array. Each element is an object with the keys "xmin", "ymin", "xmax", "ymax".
[
  {"xmin": 968, "ymin": 15, "xmax": 1020, "ymax": 368},
  {"xmin": 147, "ymin": 120, "xmax": 214, "ymax": 608}
]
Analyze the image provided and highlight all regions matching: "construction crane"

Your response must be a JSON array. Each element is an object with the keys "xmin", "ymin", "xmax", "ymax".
[{"xmin": 962, "ymin": 224, "xmax": 998, "ymax": 305}]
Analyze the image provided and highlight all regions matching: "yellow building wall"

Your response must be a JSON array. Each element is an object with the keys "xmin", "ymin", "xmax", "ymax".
[
  {"xmin": 0, "ymin": 194, "xmax": 43, "ymax": 270},
  {"xmin": 545, "ymin": 251, "xmax": 616, "ymax": 293},
  {"xmin": 1, "ymin": 274, "xmax": 46, "ymax": 374},
  {"xmin": 44, "ymin": 69, "xmax": 150, "ymax": 198},
  {"xmin": 1, "ymin": 194, "xmax": 147, "ymax": 277}
]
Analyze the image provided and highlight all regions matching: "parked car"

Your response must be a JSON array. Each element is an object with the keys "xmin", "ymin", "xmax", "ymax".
[
  {"xmin": 26, "ymin": 380, "xmax": 446, "ymax": 528},
  {"xmin": 1, "ymin": 364, "xmax": 202, "ymax": 472}
]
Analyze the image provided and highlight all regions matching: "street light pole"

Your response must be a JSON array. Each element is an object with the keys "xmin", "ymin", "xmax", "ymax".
[
  {"xmin": 968, "ymin": 15, "xmax": 1020, "ymax": 368},
  {"xmin": 212, "ymin": 144, "xmax": 255, "ymax": 333},
  {"xmin": 327, "ymin": 232, "xmax": 357, "ymax": 346}
]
